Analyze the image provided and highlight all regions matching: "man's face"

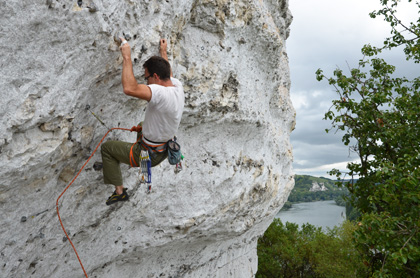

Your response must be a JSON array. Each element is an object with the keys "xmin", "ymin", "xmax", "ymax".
[{"xmin": 144, "ymin": 68, "xmax": 154, "ymax": 85}]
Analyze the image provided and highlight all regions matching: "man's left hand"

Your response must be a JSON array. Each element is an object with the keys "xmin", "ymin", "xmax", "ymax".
[{"xmin": 120, "ymin": 37, "xmax": 131, "ymax": 59}]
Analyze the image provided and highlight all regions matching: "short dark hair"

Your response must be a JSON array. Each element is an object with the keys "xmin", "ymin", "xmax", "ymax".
[{"xmin": 143, "ymin": 56, "xmax": 171, "ymax": 80}]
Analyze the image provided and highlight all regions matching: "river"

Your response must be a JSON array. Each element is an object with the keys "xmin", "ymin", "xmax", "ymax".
[{"xmin": 276, "ymin": 200, "xmax": 346, "ymax": 230}]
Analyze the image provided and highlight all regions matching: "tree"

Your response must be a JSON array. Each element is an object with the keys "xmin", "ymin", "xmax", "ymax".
[{"xmin": 316, "ymin": 0, "xmax": 420, "ymax": 276}]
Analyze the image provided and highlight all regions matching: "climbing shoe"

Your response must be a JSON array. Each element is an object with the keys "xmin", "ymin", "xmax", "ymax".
[{"xmin": 106, "ymin": 188, "xmax": 129, "ymax": 205}]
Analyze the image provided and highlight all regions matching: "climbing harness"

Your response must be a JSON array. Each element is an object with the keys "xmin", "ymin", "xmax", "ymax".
[
  {"xmin": 140, "ymin": 136, "xmax": 168, "ymax": 154},
  {"xmin": 141, "ymin": 136, "xmax": 184, "ymax": 174}
]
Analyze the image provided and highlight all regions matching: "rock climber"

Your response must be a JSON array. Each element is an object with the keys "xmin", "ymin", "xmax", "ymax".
[{"xmin": 101, "ymin": 38, "xmax": 185, "ymax": 205}]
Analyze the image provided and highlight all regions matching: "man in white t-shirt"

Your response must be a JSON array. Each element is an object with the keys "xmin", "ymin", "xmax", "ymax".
[{"xmin": 101, "ymin": 38, "xmax": 184, "ymax": 205}]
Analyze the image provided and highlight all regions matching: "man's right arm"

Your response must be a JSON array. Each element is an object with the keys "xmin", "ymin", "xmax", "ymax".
[{"xmin": 159, "ymin": 39, "xmax": 173, "ymax": 77}]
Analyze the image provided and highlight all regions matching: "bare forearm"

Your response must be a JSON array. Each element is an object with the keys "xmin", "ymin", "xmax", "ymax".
[
  {"xmin": 159, "ymin": 49, "xmax": 169, "ymax": 62},
  {"xmin": 122, "ymin": 56, "xmax": 138, "ymax": 94},
  {"xmin": 159, "ymin": 39, "xmax": 172, "ymax": 77}
]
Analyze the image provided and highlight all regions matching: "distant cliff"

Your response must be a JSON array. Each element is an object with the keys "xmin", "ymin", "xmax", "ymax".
[
  {"xmin": 0, "ymin": 0, "xmax": 294, "ymax": 277},
  {"xmin": 286, "ymin": 175, "xmax": 345, "ymax": 204}
]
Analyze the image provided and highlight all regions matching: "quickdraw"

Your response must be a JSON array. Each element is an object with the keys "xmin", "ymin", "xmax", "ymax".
[{"xmin": 139, "ymin": 150, "xmax": 152, "ymax": 193}]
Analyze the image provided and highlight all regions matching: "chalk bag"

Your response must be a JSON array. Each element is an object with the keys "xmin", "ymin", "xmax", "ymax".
[{"xmin": 167, "ymin": 139, "xmax": 181, "ymax": 165}]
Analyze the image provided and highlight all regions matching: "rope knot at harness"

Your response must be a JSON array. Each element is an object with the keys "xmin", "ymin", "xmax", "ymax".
[{"xmin": 130, "ymin": 125, "xmax": 142, "ymax": 132}]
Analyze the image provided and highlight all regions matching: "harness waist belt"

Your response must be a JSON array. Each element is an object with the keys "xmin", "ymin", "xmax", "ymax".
[
  {"xmin": 141, "ymin": 136, "xmax": 168, "ymax": 153},
  {"xmin": 143, "ymin": 136, "xmax": 167, "ymax": 145}
]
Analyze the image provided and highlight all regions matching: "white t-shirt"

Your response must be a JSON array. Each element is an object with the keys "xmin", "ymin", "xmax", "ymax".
[{"xmin": 142, "ymin": 77, "xmax": 184, "ymax": 143}]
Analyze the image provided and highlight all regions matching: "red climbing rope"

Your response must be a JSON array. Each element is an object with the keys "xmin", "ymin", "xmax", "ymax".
[{"xmin": 56, "ymin": 127, "xmax": 132, "ymax": 278}]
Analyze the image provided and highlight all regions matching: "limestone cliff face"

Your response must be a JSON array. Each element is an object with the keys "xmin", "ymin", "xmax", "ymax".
[{"xmin": 0, "ymin": 0, "xmax": 294, "ymax": 277}]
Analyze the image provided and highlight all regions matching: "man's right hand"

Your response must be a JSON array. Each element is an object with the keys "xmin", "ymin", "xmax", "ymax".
[
  {"xmin": 159, "ymin": 39, "xmax": 168, "ymax": 54},
  {"xmin": 159, "ymin": 39, "xmax": 169, "ymax": 61}
]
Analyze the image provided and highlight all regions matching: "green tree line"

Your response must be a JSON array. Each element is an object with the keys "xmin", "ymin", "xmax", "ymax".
[{"xmin": 257, "ymin": 219, "xmax": 368, "ymax": 278}]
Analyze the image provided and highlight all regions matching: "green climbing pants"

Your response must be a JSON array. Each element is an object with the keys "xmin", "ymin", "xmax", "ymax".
[{"xmin": 101, "ymin": 133, "xmax": 168, "ymax": 186}]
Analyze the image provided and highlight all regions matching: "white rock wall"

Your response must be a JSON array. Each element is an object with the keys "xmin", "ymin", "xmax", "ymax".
[{"xmin": 0, "ymin": 0, "xmax": 295, "ymax": 277}]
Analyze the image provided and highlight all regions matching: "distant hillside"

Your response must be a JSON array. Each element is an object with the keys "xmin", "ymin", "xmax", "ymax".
[{"xmin": 286, "ymin": 175, "xmax": 347, "ymax": 205}]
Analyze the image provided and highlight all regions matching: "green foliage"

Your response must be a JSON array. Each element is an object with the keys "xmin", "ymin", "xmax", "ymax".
[
  {"xmin": 256, "ymin": 219, "xmax": 368, "ymax": 278},
  {"xmin": 317, "ymin": 1, "xmax": 420, "ymax": 276},
  {"xmin": 345, "ymin": 202, "xmax": 361, "ymax": 222},
  {"xmin": 369, "ymin": 0, "xmax": 420, "ymax": 62}
]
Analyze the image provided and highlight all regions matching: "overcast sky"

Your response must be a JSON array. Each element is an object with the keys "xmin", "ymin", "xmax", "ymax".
[{"xmin": 287, "ymin": 0, "xmax": 419, "ymax": 178}]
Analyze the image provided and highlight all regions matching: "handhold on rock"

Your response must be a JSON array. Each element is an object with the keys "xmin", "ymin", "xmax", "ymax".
[
  {"xmin": 114, "ymin": 32, "xmax": 131, "ymax": 43},
  {"xmin": 21, "ymin": 216, "xmax": 27, "ymax": 223},
  {"xmin": 77, "ymin": 0, "xmax": 83, "ymax": 7},
  {"xmin": 88, "ymin": 3, "xmax": 98, "ymax": 13},
  {"xmin": 46, "ymin": 0, "xmax": 52, "ymax": 8},
  {"xmin": 123, "ymin": 33, "xmax": 132, "ymax": 41},
  {"xmin": 113, "ymin": 33, "xmax": 121, "ymax": 44}
]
